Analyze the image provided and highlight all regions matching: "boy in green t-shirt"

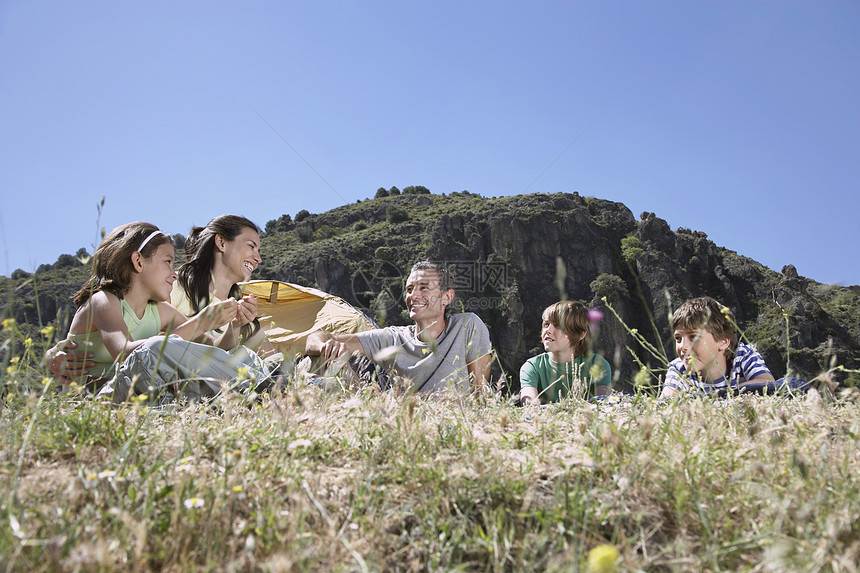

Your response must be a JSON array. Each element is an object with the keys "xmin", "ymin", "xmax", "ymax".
[{"xmin": 519, "ymin": 301, "xmax": 611, "ymax": 405}]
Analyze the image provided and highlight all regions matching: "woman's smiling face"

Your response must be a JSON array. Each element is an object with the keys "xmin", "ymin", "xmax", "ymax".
[{"xmin": 220, "ymin": 226, "xmax": 262, "ymax": 283}]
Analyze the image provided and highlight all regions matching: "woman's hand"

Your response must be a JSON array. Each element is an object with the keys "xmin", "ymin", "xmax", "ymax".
[
  {"xmin": 45, "ymin": 339, "xmax": 95, "ymax": 385},
  {"xmin": 199, "ymin": 298, "xmax": 240, "ymax": 333},
  {"xmin": 232, "ymin": 294, "xmax": 258, "ymax": 327}
]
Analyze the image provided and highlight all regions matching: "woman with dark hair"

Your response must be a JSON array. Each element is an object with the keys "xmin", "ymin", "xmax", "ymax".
[{"xmin": 170, "ymin": 215, "xmax": 270, "ymax": 352}]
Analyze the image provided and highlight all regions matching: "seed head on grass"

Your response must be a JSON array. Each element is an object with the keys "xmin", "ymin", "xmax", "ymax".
[{"xmin": 634, "ymin": 367, "xmax": 651, "ymax": 389}]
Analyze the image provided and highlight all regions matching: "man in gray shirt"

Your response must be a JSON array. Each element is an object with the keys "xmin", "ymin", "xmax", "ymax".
[{"xmin": 306, "ymin": 261, "xmax": 492, "ymax": 394}]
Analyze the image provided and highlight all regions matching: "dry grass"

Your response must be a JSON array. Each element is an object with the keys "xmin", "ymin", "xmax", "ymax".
[{"xmin": 2, "ymin": 378, "xmax": 860, "ymax": 572}]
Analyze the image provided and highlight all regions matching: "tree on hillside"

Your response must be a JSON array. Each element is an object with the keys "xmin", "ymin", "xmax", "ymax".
[
  {"xmin": 403, "ymin": 185, "xmax": 430, "ymax": 195},
  {"xmin": 375, "ymin": 187, "xmax": 389, "ymax": 198},
  {"xmin": 388, "ymin": 186, "xmax": 401, "ymax": 195},
  {"xmin": 295, "ymin": 209, "xmax": 311, "ymax": 222},
  {"xmin": 265, "ymin": 214, "xmax": 294, "ymax": 234}
]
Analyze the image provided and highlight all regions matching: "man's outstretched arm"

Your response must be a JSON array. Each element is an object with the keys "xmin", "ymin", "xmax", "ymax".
[{"xmin": 305, "ymin": 331, "xmax": 365, "ymax": 364}]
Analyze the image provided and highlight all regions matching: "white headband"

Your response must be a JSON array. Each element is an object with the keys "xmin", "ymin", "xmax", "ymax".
[{"xmin": 137, "ymin": 230, "xmax": 164, "ymax": 253}]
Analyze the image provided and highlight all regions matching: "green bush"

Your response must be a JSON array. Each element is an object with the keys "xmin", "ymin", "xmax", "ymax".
[
  {"xmin": 386, "ymin": 205, "xmax": 410, "ymax": 224},
  {"xmin": 621, "ymin": 235, "xmax": 644, "ymax": 265}
]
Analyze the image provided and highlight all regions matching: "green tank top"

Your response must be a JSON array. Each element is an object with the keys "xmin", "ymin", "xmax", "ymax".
[{"xmin": 68, "ymin": 300, "xmax": 162, "ymax": 379}]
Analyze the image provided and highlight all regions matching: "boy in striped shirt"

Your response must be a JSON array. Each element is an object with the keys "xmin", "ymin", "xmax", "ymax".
[{"xmin": 660, "ymin": 296, "xmax": 774, "ymax": 398}]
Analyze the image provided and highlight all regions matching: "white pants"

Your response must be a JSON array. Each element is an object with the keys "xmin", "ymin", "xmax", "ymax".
[{"xmin": 97, "ymin": 335, "xmax": 271, "ymax": 404}]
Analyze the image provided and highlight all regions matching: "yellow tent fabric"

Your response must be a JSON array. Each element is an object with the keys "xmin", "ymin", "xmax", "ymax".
[{"xmin": 240, "ymin": 280, "xmax": 378, "ymax": 358}]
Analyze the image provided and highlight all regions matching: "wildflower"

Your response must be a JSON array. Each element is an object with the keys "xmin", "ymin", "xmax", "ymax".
[
  {"xmin": 2, "ymin": 318, "xmax": 16, "ymax": 329},
  {"xmin": 97, "ymin": 470, "xmax": 116, "ymax": 480},
  {"xmin": 184, "ymin": 497, "xmax": 204, "ymax": 509},
  {"xmin": 587, "ymin": 544, "xmax": 620, "ymax": 573},
  {"xmin": 83, "ymin": 473, "xmax": 99, "ymax": 489},
  {"xmin": 287, "ymin": 438, "xmax": 313, "ymax": 453},
  {"xmin": 24, "ymin": 337, "xmax": 33, "ymax": 348},
  {"xmin": 588, "ymin": 308, "xmax": 604, "ymax": 322},
  {"xmin": 40, "ymin": 325, "xmax": 55, "ymax": 338},
  {"xmin": 232, "ymin": 485, "xmax": 244, "ymax": 493},
  {"xmin": 236, "ymin": 366, "xmax": 250, "ymax": 380}
]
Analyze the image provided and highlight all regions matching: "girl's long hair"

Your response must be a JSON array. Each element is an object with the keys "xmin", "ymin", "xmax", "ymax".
[
  {"xmin": 177, "ymin": 214, "xmax": 261, "ymax": 339},
  {"xmin": 73, "ymin": 222, "xmax": 172, "ymax": 307}
]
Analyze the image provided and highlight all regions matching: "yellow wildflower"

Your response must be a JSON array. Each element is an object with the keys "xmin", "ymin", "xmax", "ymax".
[
  {"xmin": 2, "ymin": 318, "xmax": 15, "ymax": 329},
  {"xmin": 587, "ymin": 544, "xmax": 619, "ymax": 573}
]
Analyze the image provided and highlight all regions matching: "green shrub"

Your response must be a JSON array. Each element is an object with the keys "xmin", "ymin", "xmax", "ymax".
[
  {"xmin": 386, "ymin": 205, "xmax": 409, "ymax": 224},
  {"xmin": 621, "ymin": 235, "xmax": 644, "ymax": 265}
]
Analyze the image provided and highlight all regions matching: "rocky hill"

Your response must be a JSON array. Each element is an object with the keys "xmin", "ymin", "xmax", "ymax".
[{"xmin": 4, "ymin": 191, "xmax": 858, "ymax": 392}]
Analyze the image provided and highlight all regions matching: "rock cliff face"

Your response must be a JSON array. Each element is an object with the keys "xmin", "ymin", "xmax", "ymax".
[{"xmin": 5, "ymin": 191, "xmax": 858, "ymax": 391}]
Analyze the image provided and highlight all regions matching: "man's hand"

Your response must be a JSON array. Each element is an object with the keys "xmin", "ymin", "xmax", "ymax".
[
  {"xmin": 306, "ymin": 331, "xmax": 364, "ymax": 365},
  {"xmin": 45, "ymin": 339, "xmax": 95, "ymax": 385},
  {"xmin": 320, "ymin": 338, "xmax": 350, "ymax": 364}
]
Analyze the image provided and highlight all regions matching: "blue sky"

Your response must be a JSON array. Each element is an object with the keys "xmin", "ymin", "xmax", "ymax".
[{"xmin": 1, "ymin": 0, "xmax": 858, "ymax": 286}]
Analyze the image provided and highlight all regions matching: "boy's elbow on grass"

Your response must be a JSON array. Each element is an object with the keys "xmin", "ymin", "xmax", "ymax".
[
  {"xmin": 660, "ymin": 386, "xmax": 679, "ymax": 399},
  {"xmin": 520, "ymin": 386, "xmax": 539, "ymax": 405}
]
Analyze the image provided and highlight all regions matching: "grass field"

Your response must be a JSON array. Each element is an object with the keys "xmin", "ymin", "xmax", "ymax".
[{"xmin": 2, "ymin": 360, "xmax": 859, "ymax": 572}]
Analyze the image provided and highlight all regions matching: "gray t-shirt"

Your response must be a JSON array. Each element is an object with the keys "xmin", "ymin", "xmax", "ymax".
[{"xmin": 357, "ymin": 312, "xmax": 492, "ymax": 393}]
